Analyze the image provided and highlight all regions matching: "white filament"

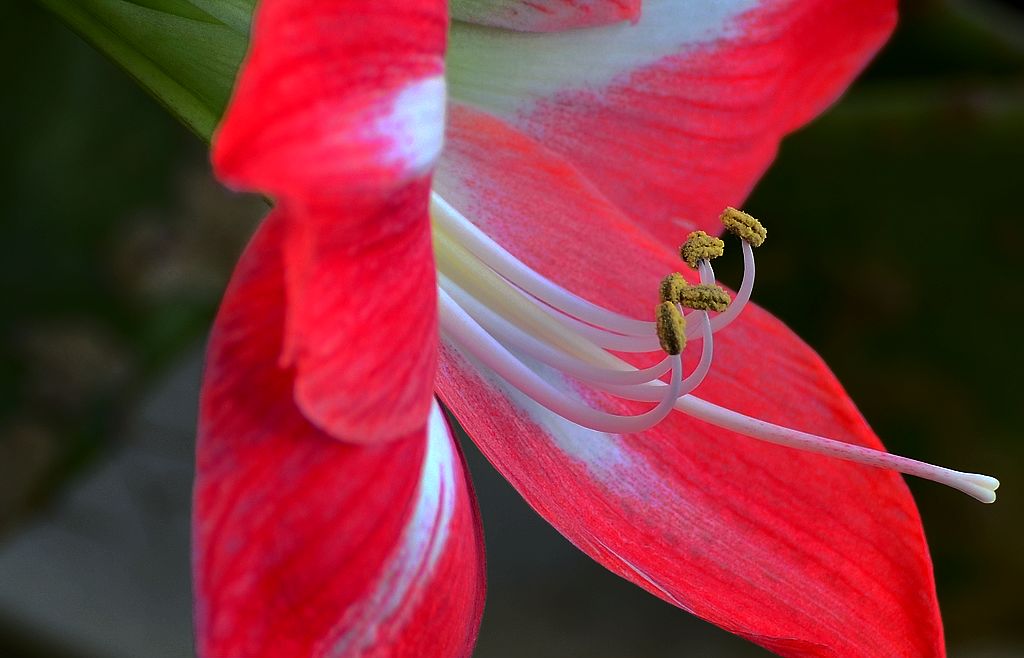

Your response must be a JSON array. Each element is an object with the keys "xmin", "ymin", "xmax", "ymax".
[
  {"xmin": 595, "ymin": 311, "xmax": 714, "ymax": 401},
  {"xmin": 535, "ymin": 303, "xmax": 662, "ymax": 353},
  {"xmin": 709, "ymin": 240, "xmax": 754, "ymax": 333}
]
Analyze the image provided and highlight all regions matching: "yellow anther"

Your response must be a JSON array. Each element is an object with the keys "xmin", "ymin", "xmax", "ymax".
[
  {"xmin": 659, "ymin": 272, "xmax": 689, "ymax": 303},
  {"xmin": 655, "ymin": 301, "xmax": 687, "ymax": 355},
  {"xmin": 679, "ymin": 231, "xmax": 725, "ymax": 269},
  {"xmin": 679, "ymin": 284, "xmax": 731, "ymax": 312},
  {"xmin": 720, "ymin": 207, "xmax": 766, "ymax": 247}
]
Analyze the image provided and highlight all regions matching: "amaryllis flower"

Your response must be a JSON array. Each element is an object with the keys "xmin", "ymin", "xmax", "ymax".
[{"xmin": 194, "ymin": 1, "xmax": 998, "ymax": 657}]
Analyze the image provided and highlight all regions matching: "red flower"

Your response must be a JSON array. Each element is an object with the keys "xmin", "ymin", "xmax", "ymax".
[{"xmin": 194, "ymin": 2, "xmax": 997, "ymax": 657}]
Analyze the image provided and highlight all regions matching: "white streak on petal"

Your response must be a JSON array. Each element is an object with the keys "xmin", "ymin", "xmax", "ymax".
[
  {"xmin": 376, "ymin": 75, "xmax": 447, "ymax": 176},
  {"xmin": 447, "ymin": 0, "xmax": 760, "ymax": 112},
  {"xmin": 321, "ymin": 401, "xmax": 457, "ymax": 657},
  {"xmin": 453, "ymin": 341, "xmax": 671, "ymax": 502}
]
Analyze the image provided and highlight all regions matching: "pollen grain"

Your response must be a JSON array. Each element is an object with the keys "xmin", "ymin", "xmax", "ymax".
[
  {"xmin": 656, "ymin": 301, "xmax": 687, "ymax": 355},
  {"xmin": 680, "ymin": 231, "xmax": 725, "ymax": 268},
  {"xmin": 720, "ymin": 207, "xmax": 766, "ymax": 247},
  {"xmin": 679, "ymin": 284, "xmax": 731, "ymax": 312}
]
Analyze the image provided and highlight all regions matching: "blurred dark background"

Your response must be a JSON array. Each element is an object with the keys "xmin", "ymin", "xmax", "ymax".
[{"xmin": 1, "ymin": 0, "xmax": 1022, "ymax": 656}]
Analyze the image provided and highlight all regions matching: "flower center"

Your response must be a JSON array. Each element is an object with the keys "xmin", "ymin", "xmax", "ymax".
[{"xmin": 430, "ymin": 195, "xmax": 999, "ymax": 503}]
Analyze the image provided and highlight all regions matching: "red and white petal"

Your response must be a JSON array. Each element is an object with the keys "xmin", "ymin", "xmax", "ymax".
[
  {"xmin": 213, "ymin": 0, "xmax": 448, "ymax": 196},
  {"xmin": 450, "ymin": 0, "xmax": 639, "ymax": 32},
  {"xmin": 446, "ymin": 0, "xmax": 895, "ymax": 244},
  {"xmin": 211, "ymin": 0, "xmax": 448, "ymax": 442},
  {"xmin": 434, "ymin": 107, "xmax": 944, "ymax": 657},
  {"xmin": 195, "ymin": 213, "xmax": 485, "ymax": 658}
]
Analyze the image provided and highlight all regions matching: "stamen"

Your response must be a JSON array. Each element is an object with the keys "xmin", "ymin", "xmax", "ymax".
[
  {"xmin": 680, "ymin": 231, "xmax": 725, "ymax": 268},
  {"xmin": 679, "ymin": 284, "xmax": 731, "ymax": 312},
  {"xmin": 433, "ymin": 194, "xmax": 751, "ymax": 343},
  {"xmin": 656, "ymin": 302, "xmax": 686, "ymax": 355},
  {"xmin": 432, "ymin": 193, "xmax": 999, "ymax": 502},
  {"xmin": 721, "ymin": 207, "xmax": 766, "ymax": 247}
]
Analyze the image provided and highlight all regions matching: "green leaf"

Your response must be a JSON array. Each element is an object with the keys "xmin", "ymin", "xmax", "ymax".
[{"xmin": 35, "ymin": 0, "xmax": 253, "ymax": 142}]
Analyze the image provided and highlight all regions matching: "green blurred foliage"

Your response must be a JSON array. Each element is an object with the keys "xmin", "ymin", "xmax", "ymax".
[
  {"xmin": 34, "ymin": 0, "xmax": 252, "ymax": 138},
  {"xmin": 2, "ymin": 0, "xmax": 1023, "ymax": 654}
]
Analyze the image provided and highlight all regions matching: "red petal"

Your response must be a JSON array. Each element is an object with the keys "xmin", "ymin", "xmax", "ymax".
[
  {"xmin": 212, "ymin": 0, "xmax": 447, "ymax": 442},
  {"xmin": 435, "ymin": 107, "xmax": 944, "ymax": 657},
  {"xmin": 278, "ymin": 182, "xmax": 439, "ymax": 444},
  {"xmin": 213, "ymin": 0, "xmax": 448, "ymax": 196},
  {"xmin": 450, "ymin": 0, "xmax": 640, "ymax": 32},
  {"xmin": 195, "ymin": 213, "xmax": 485, "ymax": 658},
  {"xmin": 447, "ymin": 0, "xmax": 895, "ymax": 244}
]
